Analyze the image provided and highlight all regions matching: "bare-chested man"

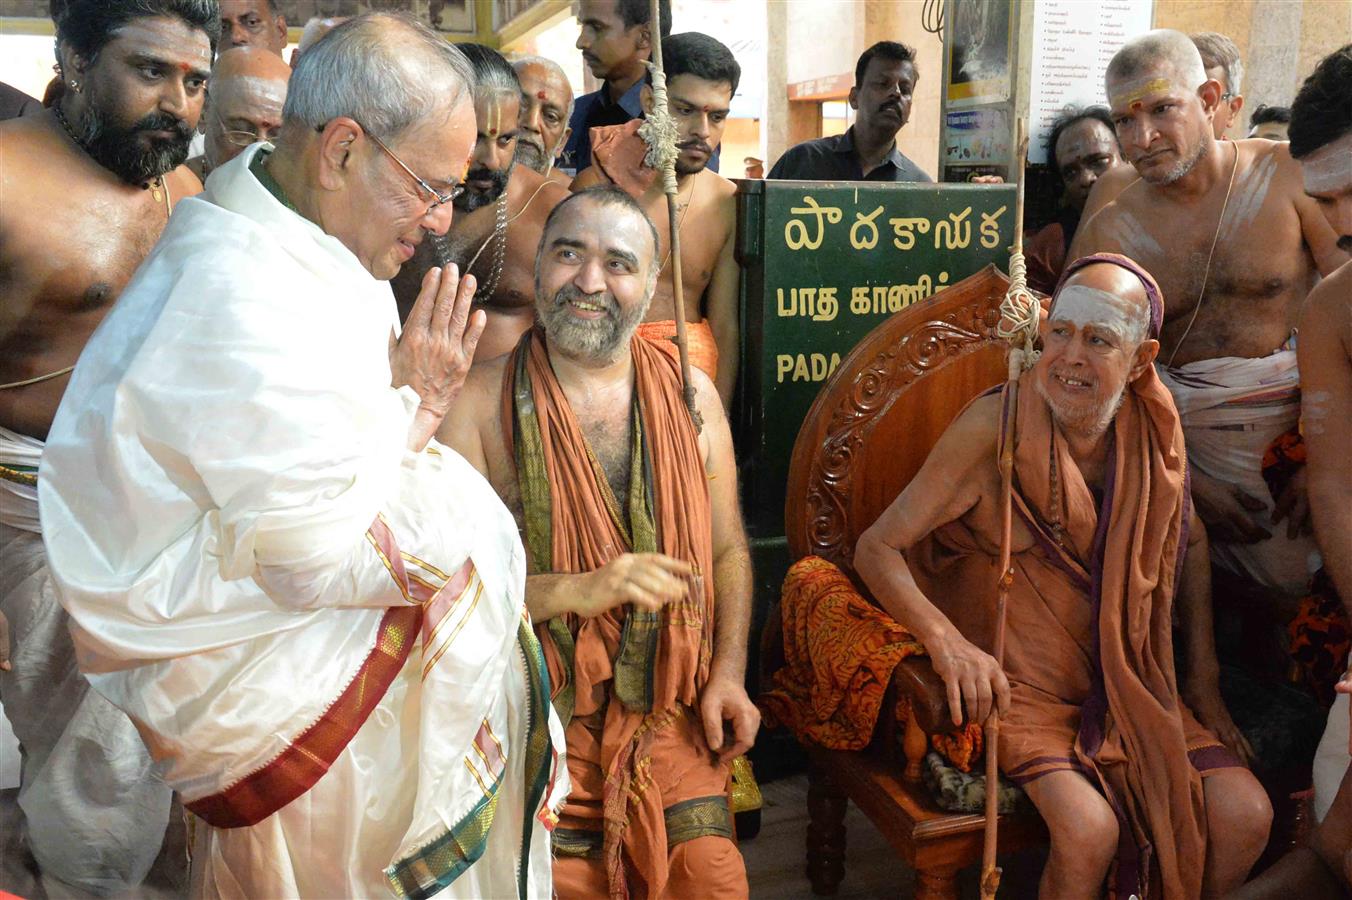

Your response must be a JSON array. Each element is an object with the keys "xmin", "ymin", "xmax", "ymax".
[
  {"xmin": 392, "ymin": 44, "xmax": 568, "ymax": 362},
  {"xmin": 513, "ymin": 55, "xmax": 574, "ymax": 186},
  {"xmin": 441, "ymin": 185, "xmax": 757, "ymax": 898},
  {"xmin": 1233, "ymin": 46, "xmax": 1352, "ymax": 898},
  {"xmin": 0, "ymin": 3, "xmax": 215, "ymax": 891},
  {"xmin": 572, "ymin": 31, "xmax": 741, "ymax": 407},
  {"xmin": 857, "ymin": 255, "xmax": 1268, "ymax": 898},
  {"xmin": 188, "ymin": 45, "xmax": 289, "ymax": 181},
  {"xmin": 1289, "ymin": 41, "xmax": 1352, "ymax": 829},
  {"xmin": 1071, "ymin": 30, "xmax": 1348, "ymax": 616}
]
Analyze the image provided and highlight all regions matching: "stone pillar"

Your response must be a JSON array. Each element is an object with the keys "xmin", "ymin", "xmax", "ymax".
[
  {"xmin": 764, "ymin": 0, "xmax": 792, "ymax": 167},
  {"xmin": 1245, "ymin": 0, "xmax": 1303, "ymax": 119}
]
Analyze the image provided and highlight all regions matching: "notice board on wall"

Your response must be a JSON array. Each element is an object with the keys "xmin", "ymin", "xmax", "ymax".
[{"xmin": 1028, "ymin": 0, "xmax": 1155, "ymax": 164}]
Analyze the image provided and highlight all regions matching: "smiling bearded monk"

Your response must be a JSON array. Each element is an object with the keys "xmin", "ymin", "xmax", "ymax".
[{"xmin": 441, "ymin": 186, "xmax": 759, "ymax": 899}]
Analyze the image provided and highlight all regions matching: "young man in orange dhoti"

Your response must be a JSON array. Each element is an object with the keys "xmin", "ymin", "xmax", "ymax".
[
  {"xmin": 442, "ymin": 185, "xmax": 758, "ymax": 898},
  {"xmin": 855, "ymin": 254, "xmax": 1272, "ymax": 899}
]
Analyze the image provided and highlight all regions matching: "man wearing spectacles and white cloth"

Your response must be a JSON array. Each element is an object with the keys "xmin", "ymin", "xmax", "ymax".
[{"xmin": 39, "ymin": 13, "xmax": 569, "ymax": 898}]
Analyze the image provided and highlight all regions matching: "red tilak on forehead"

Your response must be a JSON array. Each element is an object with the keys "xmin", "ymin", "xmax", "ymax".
[
  {"xmin": 179, "ymin": 62, "xmax": 191, "ymax": 74},
  {"xmin": 537, "ymin": 91, "xmax": 547, "ymax": 100}
]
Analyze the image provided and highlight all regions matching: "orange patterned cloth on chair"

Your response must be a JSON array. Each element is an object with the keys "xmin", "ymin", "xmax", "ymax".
[{"xmin": 759, "ymin": 556, "xmax": 982, "ymax": 766}]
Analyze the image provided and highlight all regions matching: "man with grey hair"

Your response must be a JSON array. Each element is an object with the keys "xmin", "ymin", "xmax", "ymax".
[
  {"xmin": 393, "ymin": 44, "xmax": 570, "ymax": 362},
  {"xmin": 513, "ymin": 55, "xmax": 574, "ymax": 181},
  {"xmin": 1072, "ymin": 30, "xmax": 1348, "ymax": 643},
  {"xmin": 38, "ymin": 13, "xmax": 568, "ymax": 898},
  {"xmin": 1191, "ymin": 31, "xmax": 1244, "ymax": 140}
]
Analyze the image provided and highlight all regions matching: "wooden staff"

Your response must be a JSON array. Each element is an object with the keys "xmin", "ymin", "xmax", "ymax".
[
  {"xmin": 645, "ymin": 0, "xmax": 701, "ymax": 429},
  {"xmin": 982, "ymin": 117, "xmax": 1037, "ymax": 900}
]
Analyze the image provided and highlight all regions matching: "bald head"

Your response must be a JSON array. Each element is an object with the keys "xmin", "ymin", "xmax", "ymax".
[
  {"xmin": 1106, "ymin": 29, "xmax": 1208, "ymax": 106},
  {"xmin": 203, "ymin": 46, "xmax": 291, "ymax": 172},
  {"xmin": 1038, "ymin": 260, "xmax": 1160, "ymax": 437},
  {"xmin": 214, "ymin": 44, "xmax": 292, "ymax": 86}
]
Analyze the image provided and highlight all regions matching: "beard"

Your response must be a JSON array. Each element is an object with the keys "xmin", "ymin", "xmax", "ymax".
[
  {"xmin": 1035, "ymin": 368, "xmax": 1127, "ymax": 439},
  {"xmin": 513, "ymin": 138, "xmax": 550, "ymax": 175},
  {"xmin": 1142, "ymin": 138, "xmax": 1206, "ymax": 186},
  {"xmin": 675, "ymin": 139, "xmax": 714, "ymax": 177},
  {"xmin": 454, "ymin": 164, "xmax": 511, "ymax": 212},
  {"xmin": 538, "ymin": 283, "xmax": 647, "ymax": 362},
  {"xmin": 75, "ymin": 104, "xmax": 193, "ymax": 185}
]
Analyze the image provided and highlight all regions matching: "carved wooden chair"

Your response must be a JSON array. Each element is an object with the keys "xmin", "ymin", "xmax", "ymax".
[{"xmin": 765, "ymin": 265, "xmax": 1047, "ymax": 898}]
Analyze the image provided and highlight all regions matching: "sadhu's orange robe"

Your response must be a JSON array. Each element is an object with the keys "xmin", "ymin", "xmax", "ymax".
[
  {"xmin": 503, "ymin": 328, "xmax": 747, "ymax": 899},
  {"xmin": 908, "ymin": 368, "xmax": 1240, "ymax": 900}
]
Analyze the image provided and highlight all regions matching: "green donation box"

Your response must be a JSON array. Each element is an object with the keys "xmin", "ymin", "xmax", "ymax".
[{"xmin": 733, "ymin": 179, "xmax": 1016, "ymax": 676}]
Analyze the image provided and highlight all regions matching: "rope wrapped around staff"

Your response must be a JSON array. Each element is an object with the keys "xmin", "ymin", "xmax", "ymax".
[
  {"xmin": 981, "ymin": 117, "xmax": 1036, "ymax": 900},
  {"xmin": 636, "ymin": 0, "xmax": 701, "ymax": 431}
]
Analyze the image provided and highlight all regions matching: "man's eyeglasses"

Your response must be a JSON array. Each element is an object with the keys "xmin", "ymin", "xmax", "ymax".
[
  {"xmin": 317, "ymin": 120, "xmax": 464, "ymax": 213},
  {"xmin": 218, "ymin": 111, "xmax": 281, "ymax": 148}
]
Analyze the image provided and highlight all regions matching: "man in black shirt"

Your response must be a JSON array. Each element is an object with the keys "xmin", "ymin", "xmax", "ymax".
[
  {"xmin": 768, "ymin": 40, "xmax": 931, "ymax": 182},
  {"xmin": 560, "ymin": 0, "xmax": 670, "ymax": 175}
]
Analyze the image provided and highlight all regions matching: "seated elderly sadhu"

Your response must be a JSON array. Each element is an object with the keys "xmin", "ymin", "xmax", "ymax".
[
  {"xmin": 441, "ymin": 185, "xmax": 759, "ymax": 898},
  {"xmin": 854, "ymin": 254, "xmax": 1272, "ymax": 899}
]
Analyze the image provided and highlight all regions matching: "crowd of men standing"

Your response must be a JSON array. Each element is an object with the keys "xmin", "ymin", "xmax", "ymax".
[{"xmin": 0, "ymin": 0, "xmax": 1349, "ymax": 897}]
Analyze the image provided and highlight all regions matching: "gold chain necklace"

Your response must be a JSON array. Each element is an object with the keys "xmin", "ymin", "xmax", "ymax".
[{"xmin": 53, "ymin": 103, "xmax": 171, "ymax": 217}]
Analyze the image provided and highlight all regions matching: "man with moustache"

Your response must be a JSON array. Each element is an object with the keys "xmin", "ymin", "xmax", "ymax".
[
  {"xmin": 393, "ymin": 45, "xmax": 570, "ymax": 362},
  {"xmin": 39, "ymin": 15, "xmax": 566, "ymax": 897},
  {"xmin": 769, "ymin": 41, "xmax": 932, "ymax": 182},
  {"xmin": 572, "ymin": 32, "xmax": 742, "ymax": 406},
  {"xmin": 218, "ymin": 0, "xmax": 287, "ymax": 56},
  {"xmin": 856, "ymin": 254, "xmax": 1269, "ymax": 899},
  {"xmin": 187, "ymin": 45, "xmax": 290, "ymax": 181},
  {"xmin": 1026, "ymin": 105, "xmax": 1127, "ymax": 294},
  {"xmin": 441, "ymin": 186, "xmax": 758, "ymax": 898},
  {"xmin": 1071, "ymin": 30, "xmax": 1348, "ymax": 626},
  {"xmin": 0, "ymin": 0, "xmax": 215, "ymax": 891},
  {"xmin": 561, "ymin": 0, "xmax": 671, "ymax": 176},
  {"xmin": 513, "ymin": 55, "xmax": 574, "ymax": 185}
]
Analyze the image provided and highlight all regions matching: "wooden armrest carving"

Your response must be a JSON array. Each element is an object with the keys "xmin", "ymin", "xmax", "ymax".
[{"xmin": 892, "ymin": 656, "xmax": 963, "ymax": 735}]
